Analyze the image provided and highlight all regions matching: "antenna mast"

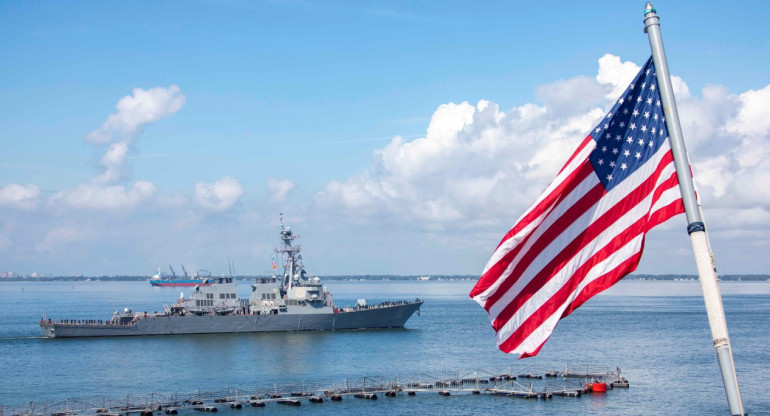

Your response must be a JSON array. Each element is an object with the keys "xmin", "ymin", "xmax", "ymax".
[{"xmin": 276, "ymin": 214, "xmax": 303, "ymax": 290}]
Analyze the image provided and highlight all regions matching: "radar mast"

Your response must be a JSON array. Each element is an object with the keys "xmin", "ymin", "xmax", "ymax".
[{"xmin": 276, "ymin": 214, "xmax": 306, "ymax": 291}]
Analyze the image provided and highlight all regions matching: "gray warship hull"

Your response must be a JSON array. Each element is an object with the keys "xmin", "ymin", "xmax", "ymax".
[{"xmin": 40, "ymin": 301, "xmax": 422, "ymax": 338}]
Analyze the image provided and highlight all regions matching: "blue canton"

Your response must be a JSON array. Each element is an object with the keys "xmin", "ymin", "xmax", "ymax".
[{"xmin": 589, "ymin": 57, "xmax": 668, "ymax": 191}]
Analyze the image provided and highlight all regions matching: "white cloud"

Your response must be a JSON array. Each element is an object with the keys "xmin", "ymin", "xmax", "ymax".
[
  {"xmin": 93, "ymin": 142, "xmax": 130, "ymax": 185},
  {"xmin": 0, "ymin": 184, "xmax": 40, "ymax": 210},
  {"xmin": 267, "ymin": 179, "xmax": 295, "ymax": 202},
  {"xmin": 317, "ymin": 91, "xmax": 603, "ymax": 229},
  {"xmin": 596, "ymin": 54, "xmax": 689, "ymax": 100},
  {"xmin": 317, "ymin": 53, "xmax": 770, "ymax": 244},
  {"xmin": 35, "ymin": 225, "xmax": 98, "ymax": 252},
  {"xmin": 194, "ymin": 176, "xmax": 244, "ymax": 211},
  {"xmin": 536, "ymin": 75, "xmax": 609, "ymax": 117},
  {"xmin": 49, "ymin": 85, "xmax": 187, "ymax": 214},
  {"xmin": 685, "ymin": 84, "xmax": 770, "ymax": 211},
  {"xmin": 86, "ymin": 85, "xmax": 186, "ymax": 145},
  {"xmin": 596, "ymin": 54, "xmax": 642, "ymax": 98},
  {"xmin": 724, "ymin": 85, "xmax": 770, "ymax": 138},
  {"xmin": 50, "ymin": 181, "xmax": 157, "ymax": 211}
]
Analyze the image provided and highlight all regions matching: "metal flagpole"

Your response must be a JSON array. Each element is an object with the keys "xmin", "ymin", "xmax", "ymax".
[{"xmin": 643, "ymin": 3, "xmax": 745, "ymax": 415}]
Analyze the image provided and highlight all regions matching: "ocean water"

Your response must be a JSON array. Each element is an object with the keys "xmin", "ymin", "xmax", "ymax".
[{"xmin": 1, "ymin": 279, "xmax": 769, "ymax": 415}]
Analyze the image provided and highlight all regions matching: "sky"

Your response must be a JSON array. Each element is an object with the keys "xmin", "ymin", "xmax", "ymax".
[{"xmin": 1, "ymin": 1, "xmax": 769, "ymax": 277}]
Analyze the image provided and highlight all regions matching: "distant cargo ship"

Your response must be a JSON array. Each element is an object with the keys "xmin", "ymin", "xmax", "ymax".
[
  {"xmin": 40, "ymin": 217, "xmax": 423, "ymax": 338},
  {"xmin": 149, "ymin": 266, "xmax": 213, "ymax": 287}
]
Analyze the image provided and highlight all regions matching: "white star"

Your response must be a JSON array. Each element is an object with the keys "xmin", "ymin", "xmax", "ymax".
[
  {"xmin": 606, "ymin": 112, "xmax": 613, "ymax": 119},
  {"xmin": 598, "ymin": 159, "xmax": 604, "ymax": 165},
  {"xmin": 605, "ymin": 123, "xmax": 609, "ymax": 129},
  {"xmin": 637, "ymin": 96, "xmax": 643, "ymax": 102},
  {"xmin": 612, "ymin": 148, "xmax": 619, "ymax": 155},
  {"xmin": 610, "ymin": 161, "xmax": 616, "ymax": 168},
  {"xmin": 647, "ymin": 98, "xmax": 653, "ymax": 105},
  {"xmin": 606, "ymin": 133, "xmax": 611, "ymax": 139},
  {"xmin": 630, "ymin": 123, "xmax": 636, "ymax": 130},
  {"xmin": 627, "ymin": 136, "xmax": 634, "ymax": 144},
  {"xmin": 650, "ymin": 84, "xmax": 656, "ymax": 91},
  {"xmin": 638, "ymin": 138, "xmax": 645, "ymax": 146},
  {"xmin": 607, "ymin": 174, "xmax": 613, "ymax": 181},
  {"xmin": 660, "ymin": 129, "xmax": 664, "ymax": 136},
  {"xmin": 624, "ymin": 150, "xmax": 630, "ymax": 157},
  {"xmin": 619, "ymin": 98, "xmax": 625, "ymax": 104},
  {"xmin": 641, "ymin": 125, "xmax": 647, "ymax": 132},
  {"xmin": 648, "ymin": 140, "xmax": 654, "ymax": 147},
  {"xmin": 645, "ymin": 68, "xmax": 650, "ymax": 75},
  {"xmin": 651, "ymin": 127, "xmax": 656, "ymax": 134},
  {"xmin": 642, "ymin": 82, "xmax": 647, "ymax": 89},
  {"xmin": 630, "ymin": 83, "xmax": 635, "ymax": 89},
  {"xmin": 595, "ymin": 127, "xmax": 601, "ymax": 133},
  {"xmin": 623, "ymin": 108, "xmax": 629, "ymax": 115},
  {"xmin": 620, "ymin": 163, "xmax": 627, "ymax": 170},
  {"xmin": 657, "ymin": 100, "xmax": 661, "ymax": 107},
  {"xmin": 633, "ymin": 109, "xmax": 639, "ymax": 116},
  {"xmin": 644, "ymin": 111, "xmax": 650, "ymax": 119},
  {"xmin": 635, "ymin": 152, "xmax": 642, "ymax": 159},
  {"xmin": 615, "ymin": 135, "xmax": 622, "ymax": 141},
  {"xmin": 601, "ymin": 146, "xmax": 607, "ymax": 152},
  {"xmin": 653, "ymin": 113, "xmax": 659, "ymax": 121},
  {"xmin": 619, "ymin": 121, "xmax": 625, "ymax": 128}
]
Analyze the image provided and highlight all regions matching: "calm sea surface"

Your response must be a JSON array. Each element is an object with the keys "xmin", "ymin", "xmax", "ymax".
[{"xmin": 1, "ymin": 279, "xmax": 769, "ymax": 415}]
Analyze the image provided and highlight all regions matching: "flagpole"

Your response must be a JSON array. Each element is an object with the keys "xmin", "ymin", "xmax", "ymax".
[{"xmin": 643, "ymin": 4, "xmax": 745, "ymax": 415}]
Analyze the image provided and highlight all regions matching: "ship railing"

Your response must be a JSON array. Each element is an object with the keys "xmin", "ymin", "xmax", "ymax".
[
  {"xmin": 45, "ymin": 319, "xmax": 138, "ymax": 328},
  {"xmin": 341, "ymin": 298, "xmax": 422, "ymax": 312}
]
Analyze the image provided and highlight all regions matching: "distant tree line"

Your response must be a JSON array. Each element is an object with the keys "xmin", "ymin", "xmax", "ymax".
[
  {"xmin": 2, "ymin": 274, "xmax": 768, "ymax": 282},
  {"xmin": 626, "ymin": 274, "xmax": 769, "ymax": 281}
]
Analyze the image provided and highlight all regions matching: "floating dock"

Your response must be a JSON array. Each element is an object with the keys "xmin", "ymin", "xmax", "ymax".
[{"xmin": 1, "ymin": 366, "xmax": 628, "ymax": 416}]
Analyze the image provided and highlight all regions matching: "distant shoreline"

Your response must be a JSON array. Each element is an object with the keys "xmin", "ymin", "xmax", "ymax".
[{"xmin": 1, "ymin": 274, "xmax": 768, "ymax": 282}]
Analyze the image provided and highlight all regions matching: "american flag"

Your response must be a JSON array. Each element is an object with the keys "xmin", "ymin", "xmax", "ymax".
[{"xmin": 470, "ymin": 57, "xmax": 685, "ymax": 357}]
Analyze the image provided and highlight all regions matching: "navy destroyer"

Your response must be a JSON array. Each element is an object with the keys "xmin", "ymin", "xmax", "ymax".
[{"xmin": 39, "ymin": 219, "xmax": 423, "ymax": 338}]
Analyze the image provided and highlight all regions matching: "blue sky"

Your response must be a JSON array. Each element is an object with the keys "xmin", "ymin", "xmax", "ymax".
[{"xmin": 1, "ymin": 1, "xmax": 769, "ymax": 276}]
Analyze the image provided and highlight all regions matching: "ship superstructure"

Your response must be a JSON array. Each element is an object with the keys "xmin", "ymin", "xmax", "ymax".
[{"xmin": 40, "ymin": 218, "xmax": 422, "ymax": 338}]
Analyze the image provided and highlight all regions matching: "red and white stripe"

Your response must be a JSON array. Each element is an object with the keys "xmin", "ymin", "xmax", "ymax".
[{"xmin": 470, "ymin": 135, "xmax": 684, "ymax": 357}]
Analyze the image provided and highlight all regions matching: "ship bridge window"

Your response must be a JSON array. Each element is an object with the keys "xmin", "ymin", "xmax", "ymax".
[{"xmin": 220, "ymin": 294, "xmax": 225, "ymax": 299}]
